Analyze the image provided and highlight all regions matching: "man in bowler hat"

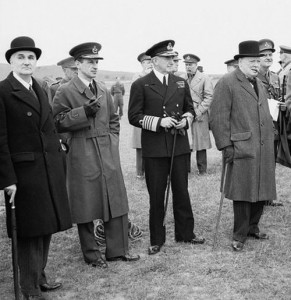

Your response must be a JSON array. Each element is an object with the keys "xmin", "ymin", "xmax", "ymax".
[
  {"xmin": 53, "ymin": 42, "xmax": 139, "ymax": 267},
  {"xmin": 128, "ymin": 40, "xmax": 205, "ymax": 256},
  {"xmin": 210, "ymin": 40, "xmax": 276, "ymax": 251},
  {"xmin": 0, "ymin": 36, "xmax": 72, "ymax": 299}
]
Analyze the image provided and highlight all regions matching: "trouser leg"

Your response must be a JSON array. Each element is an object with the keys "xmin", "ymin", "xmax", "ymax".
[
  {"xmin": 77, "ymin": 222, "xmax": 102, "ymax": 264},
  {"xmin": 248, "ymin": 202, "xmax": 264, "ymax": 234},
  {"xmin": 136, "ymin": 148, "xmax": 144, "ymax": 176},
  {"xmin": 104, "ymin": 214, "xmax": 128, "ymax": 258},
  {"xmin": 233, "ymin": 201, "xmax": 251, "ymax": 243},
  {"xmin": 171, "ymin": 154, "xmax": 195, "ymax": 241},
  {"xmin": 196, "ymin": 149, "xmax": 207, "ymax": 173},
  {"xmin": 119, "ymin": 97, "xmax": 124, "ymax": 117},
  {"xmin": 39, "ymin": 234, "xmax": 51, "ymax": 285},
  {"xmin": 17, "ymin": 236, "xmax": 46, "ymax": 296}
]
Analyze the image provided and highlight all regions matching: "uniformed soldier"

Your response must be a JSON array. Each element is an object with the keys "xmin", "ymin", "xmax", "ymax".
[
  {"xmin": 278, "ymin": 45, "xmax": 291, "ymax": 85},
  {"xmin": 224, "ymin": 58, "xmax": 238, "ymax": 73},
  {"xmin": 170, "ymin": 51, "xmax": 181, "ymax": 75},
  {"xmin": 110, "ymin": 77, "xmax": 125, "ymax": 119}
]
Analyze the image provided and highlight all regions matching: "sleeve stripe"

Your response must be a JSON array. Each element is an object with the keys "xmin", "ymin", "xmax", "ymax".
[{"xmin": 142, "ymin": 115, "xmax": 159, "ymax": 132}]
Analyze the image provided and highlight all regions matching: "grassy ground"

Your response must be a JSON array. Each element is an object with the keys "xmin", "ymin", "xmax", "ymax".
[{"xmin": 0, "ymin": 84, "xmax": 291, "ymax": 299}]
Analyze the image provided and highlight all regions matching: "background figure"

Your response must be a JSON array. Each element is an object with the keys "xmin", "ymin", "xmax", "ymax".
[
  {"xmin": 170, "ymin": 51, "xmax": 181, "ymax": 75},
  {"xmin": 53, "ymin": 42, "xmax": 139, "ymax": 268},
  {"xmin": 210, "ymin": 40, "xmax": 276, "ymax": 252},
  {"xmin": 0, "ymin": 36, "xmax": 72, "ymax": 300},
  {"xmin": 224, "ymin": 58, "xmax": 238, "ymax": 73},
  {"xmin": 110, "ymin": 76, "xmax": 125, "ymax": 119},
  {"xmin": 128, "ymin": 40, "xmax": 205, "ymax": 256},
  {"xmin": 131, "ymin": 52, "xmax": 153, "ymax": 178},
  {"xmin": 278, "ymin": 45, "xmax": 291, "ymax": 85},
  {"xmin": 183, "ymin": 54, "xmax": 213, "ymax": 175}
]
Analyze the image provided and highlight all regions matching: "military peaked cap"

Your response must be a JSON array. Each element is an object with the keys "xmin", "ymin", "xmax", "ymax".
[
  {"xmin": 258, "ymin": 39, "xmax": 275, "ymax": 53},
  {"xmin": 145, "ymin": 40, "xmax": 175, "ymax": 57},
  {"xmin": 69, "ymin": 42, "xmax": 103, "ymax": 60},
  {"xmin": 224, "ymin": 58, "xmax": 238, "ymax": 66},
  {"xmin": 57, "ymin": 57, "xmax": 77, "ymax": 68},
  {"xmin": 183, "ymin": 54, "xmax": 200, "ymax": 63},
  {"xmin": 137, "ymin": 52, "xmax": 151, "ymax": 62},
  {"xmin": 279, "ymin": 45, "xmax": 291, "ymax": 54}
]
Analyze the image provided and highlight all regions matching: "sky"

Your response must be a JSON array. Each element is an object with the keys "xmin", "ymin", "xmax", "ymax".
[{"xmin": 0, "ymin": 0, "xmax": 290, "ymax": 74}]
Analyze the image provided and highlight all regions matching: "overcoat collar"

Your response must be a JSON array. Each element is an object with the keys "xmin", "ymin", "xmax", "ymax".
[
  {"xmin": 72, "ymin": 76, "xmax": 105, "ymax": 101},
  {"xmin": 188, "ymin": 70, "xmax": 203, "ymax": 87},
  {"xmin": 235, "ymin": 68, "xmax": 259, "ymax": 101}
]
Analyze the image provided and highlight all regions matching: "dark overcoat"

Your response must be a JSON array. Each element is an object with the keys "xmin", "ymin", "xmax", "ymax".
[
  {"xmin": 53, "ymin": 76, "xmax": 129, "ymax": 223},
  {"xmin": 128, "ymin": 71, "xmax": 194, "ymax": 157},
  {"xmin": 0, "ymin": 72, "xmax": 72, "ymax": 238},
  {"xmin": 210, "ymin": 68, "xmax": 276, "ymax": 202}
]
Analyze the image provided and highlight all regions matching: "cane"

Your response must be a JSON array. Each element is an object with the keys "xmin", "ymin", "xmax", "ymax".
[
  {"xmin": 212, "ymin": 162, "xmax": 228, "ymax": 250},
  {"xmin": 9, "ymin": 191, "xmax": 20, "ymax": 300},
  {"xmin": 163, "ymin": 128, "xmax": 178, "ymax": 226}
]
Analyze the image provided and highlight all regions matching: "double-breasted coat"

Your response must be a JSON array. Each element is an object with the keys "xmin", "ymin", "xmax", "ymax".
[
  {"xmin": 185, "ymin": 70, "xmax": 213, "ymax": 151},
  {"xmin": 210, "ymin": 68, "xmax": 276, "ymax": 202},
  {"xmin": 0, "ymin": 73, "xmax": 72, "ymax": 238},
  {"xmin": 53, "ymin": 76, "xmax": 129, "ymax": 223}
]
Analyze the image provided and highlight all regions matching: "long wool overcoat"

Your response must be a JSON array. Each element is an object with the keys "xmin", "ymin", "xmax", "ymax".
[
  {"xmin": 210, "ymin": 68, "xmax": 276, "ymax": 202},
  {"xmin": 185, "ymin": 70, "xmax": 213, "ymax": 151},
  {"xmin": 0, "ymin": 73, "xmax": 72, "ymax": 238},
  {"xmin": 53, "ymin": 76, "xmax": 129, "ymax": 223}
]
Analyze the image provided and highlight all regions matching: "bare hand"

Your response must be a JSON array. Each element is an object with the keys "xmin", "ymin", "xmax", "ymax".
[
  {"xmin": 4, "ymin": 184, "xmax": 17, "ymax": 204},
  {"xmin": 160, "ymin": 117, "xmax": 177, "ymax": 129},
  {"xmin": 175, "ymin": 118, "xmax": 187, "ymax": 129}
]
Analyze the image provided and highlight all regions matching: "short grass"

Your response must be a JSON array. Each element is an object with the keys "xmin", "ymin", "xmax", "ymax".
[{"xmin": 0, "ymin": 83, "xmax": 290, "ymax": 299}]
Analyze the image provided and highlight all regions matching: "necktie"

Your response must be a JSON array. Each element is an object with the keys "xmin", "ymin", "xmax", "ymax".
[
  {"xmin": 89, "ymin": 82, "xmax": 96, "ymax": 96},
  {"xmin": 29, "ymin": 85, "xmax": 38, "ymax": 99},
  {"xmin": 163, "ymin": 76, "xmax": 167, "ymax": 87},
  {"xmin": 248, "ymin": 78, "xmax": 258, "ymax": 96}
]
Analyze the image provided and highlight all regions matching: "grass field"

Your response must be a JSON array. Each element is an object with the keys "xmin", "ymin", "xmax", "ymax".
[{"xmin": 0, "ymin": 83, "xmax": 291, "ymax": 300}]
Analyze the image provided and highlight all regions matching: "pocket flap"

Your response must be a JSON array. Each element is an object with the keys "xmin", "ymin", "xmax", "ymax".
[
  {"xmin": 11, "ymin": 152, "xmax": 35, "ymax": 163},
  {"xmin": 231, "ymin": 132, "xmax": 252, "ymax": 141}
]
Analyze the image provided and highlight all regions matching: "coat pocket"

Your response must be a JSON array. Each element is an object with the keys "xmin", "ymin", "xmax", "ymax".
[
  {"xmin": 231, "ymin": 132, "xmax": 255, "ymax": 159},
  {"xmin": 11, "ymin": 152, "xmax": 35, "ymax": 163}
]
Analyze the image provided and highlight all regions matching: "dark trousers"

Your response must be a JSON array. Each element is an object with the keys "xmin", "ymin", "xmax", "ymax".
[
  {"xmin": 233, "ymin": 201, "xmax": 265, "ymax": 243},
  {"xmin": 136, "ymin": 148, "xmax": 144, "ymax": 176},
  {"xmin": 144, "ymin": 154, "xmax": 195, "ymax": 246},
  {"xmin": 196, "ymin": 149, "xmax": 207, "ymax": 173},
  {"xmin": 77, "ymin": 214, "xmax": 128, "ymax": 261},
  {"xmin": 17, "ymin": 234, "xmax": 51, "ymax": 296}
]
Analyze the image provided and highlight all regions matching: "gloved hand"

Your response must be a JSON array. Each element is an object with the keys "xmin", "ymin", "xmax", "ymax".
[
  {"xmin": 223, "ymin": 145, "xmax": 234, "ymax": 163},
  {"xmin": 83, "ymin": 100, "xmax": 101, "ymax": 118}
]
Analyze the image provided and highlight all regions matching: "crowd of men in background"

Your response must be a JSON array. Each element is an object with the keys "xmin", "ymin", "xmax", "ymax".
[{"xmin": 1, "ymin": 35, "xmax": 291, "ymax": 299}]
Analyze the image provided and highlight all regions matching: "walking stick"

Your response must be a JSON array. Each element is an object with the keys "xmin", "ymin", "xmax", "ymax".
[
  {"xmin": 163, "ymin": 128, "xmax": 178, "ymax": 226},
  {"xmin": 212, "ymin": 162, "xmax": 228, "ymax": 250},
  {"xmin": 9, "ymin": 191, "xmax": 20, "ymax": 300}
]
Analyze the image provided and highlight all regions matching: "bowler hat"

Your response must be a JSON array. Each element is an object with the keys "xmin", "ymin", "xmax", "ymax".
[
  {"xmin": 259, "ymin": 39, "xmax": 275, "ymax": 53},
  {"xmin": 145, "ymin": 40, "xmax": 175, "ymax": 57},
  {"xmin": 69, "ymin": 42, "xmax": 103, "ymax": 60},
  {"xmin": 234, "ymin": 40, "xmax": 263, "ymax": 60},
  {"xmin": 183, "ymin": 53, "xmax": 200, "ymax": 63},
  {"xmin": 5, "ymin": 36, "xmax": 42, "ymax": 63},
  {"xmin": 137, "ymin": 52, "xmax": 151, "ymax": 62},
  {"xmin": 57, "ymin": 57, "xmax": 77, "ymax": 68}
]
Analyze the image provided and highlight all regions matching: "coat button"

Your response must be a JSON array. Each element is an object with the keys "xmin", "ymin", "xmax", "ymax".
[
  {"xmin": 27, "ymin": 112, "xmax": 32, "ymax": 117},
  {"xmin": 176, "ymin": 104, "xmax": 179, "ymax": 107},
  {"xmin": 163, "ymin": 114, "xmax": 166, "ymax": 117},
  {"xmin": 163, "ymin": 106, "xmax": 165, "ymax": 109}
]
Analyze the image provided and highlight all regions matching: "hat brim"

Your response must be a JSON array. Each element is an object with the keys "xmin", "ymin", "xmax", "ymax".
[
  {"xmin": 234, "ymin": 53, "xmax": 264, "ymax": 60},
  {"xmin": 78, "ymin": 54, "xmax": 103, "ymax": 60},
  {"xmin": 260, "ymin": 49, "xmax": 275, "ymax": 53},
  {"xmin": 156, "ymin": 51, "xmax": 176, "ymax": 57},
  {"xmin": 5, "ymin": 47, "xmax": 42, "ymax": 63}
]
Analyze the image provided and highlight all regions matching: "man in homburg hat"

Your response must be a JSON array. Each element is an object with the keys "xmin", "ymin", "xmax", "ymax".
[
  {"xmin": 128, "ymin": 40, "xmax": 205, "ymax": 256},
  {"xmin": 53, "ymin": 42, "xmax": 139, "ymax": 268},
  {"xmin": 0, "ymin": 36, "xmax": 72, "ymax": 299},
  {"xmin": 210, "ymin": 40, "xmax": 277, "ymax": 251},
  {"xmin": 224, "ymin": 58, "xmax": 238, "ymax": 73},
  {"xmin": 183, "ymin": 53, "xmax": 213, "ymax": 175}
]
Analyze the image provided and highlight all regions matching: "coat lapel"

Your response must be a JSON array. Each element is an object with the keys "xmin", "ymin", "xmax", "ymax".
[
  {"xmin": 163, "ymin": 74, "xmax": 177, "ymax": 105},
  {"xmin": 147, "ymin": 71, "xmax": 165, "ymax": 98},
  {"xmin": 235, "ymin": 69, "xmax": 258, "ymax": 101},
  {"xmin": 73, "ymin": 76, "xmax": 96, "ymax": 101}
]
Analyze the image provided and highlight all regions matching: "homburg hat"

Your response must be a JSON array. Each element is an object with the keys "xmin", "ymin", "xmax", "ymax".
[
  {"xmin": 5, "ymin": 36, "xmax": 42, "ymax": 63},
  {"xmin": 258, "ymin": 39, "xmax": 275, "ymax": 53},
  {"xmin": 69, "ymin": 42, "xmax": 103, "ymax": 60},
  {"xmin": 234, "ymin": 40, "xmax": 263, "ymax": 60},
  {"xmin": 145, "ymin": 40, "xmax": 175, "ymax": 57}
]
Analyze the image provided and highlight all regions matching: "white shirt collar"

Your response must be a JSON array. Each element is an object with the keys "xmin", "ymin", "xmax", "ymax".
[
  {"xmin": 153, "ymin": 68, "xmax": 168, "ymax": 85},
  {"xmin": 13, "ymin": 72, "xmax": 32, "ymax": 90},
  {"xmin": 78, "ymin": 75, "xmax": 94, "ymax": 87}
]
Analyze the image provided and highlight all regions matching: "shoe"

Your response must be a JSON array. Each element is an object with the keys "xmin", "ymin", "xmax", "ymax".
[
  {"xmin": 231, "ymin": 240, "xmax": 244, "ymax": 251},
  {"xmin": 265, "ymin": 201, "xmax": 283, "ymax": 207},
  {"xmin": 87, "ymin": 257, "xmax": 108, "ymax": 268},
  {"xmin": 106, "ymin": 253, "xmax": 140, "ymax": 262},
  {"xmin": 148, "ymin": 245, "xmax": 161, "ymax": 255},
  {"xmin": 40, "ymin": 282, "xmax": 62, "ymax": 292},
  {"xmin": 22, "ymin": 294, "xmax": 46, "ymax": 300},
  {"xmin": 248, "ymin": 232, "xmax": 269, "ymax": 240},
  {"xmin": 197, "ymin": 171, "xmax": 207, "ymax": 176},
  {"xmin": 182, "ymin": 236, "xmax": 205, "ymax": 244}
]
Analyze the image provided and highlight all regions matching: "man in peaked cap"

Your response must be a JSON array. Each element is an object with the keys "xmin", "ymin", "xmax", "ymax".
[
  {"xmin": 53, "ymin": 42, "xmax": 139, "ymax": 268},
  {"xmin": 210, "ymin": 40, "xmax": 276, "ymax": 252},
  {"xmin": 278, "ymin": 45, "xmax": 291, "ymax": 85},
  {"xmin": 0, "ymin": 36, "xmax": 72, "ymax": 299},
  {"xmin": 183, "ymin": 53, "xmax": 213, "ymax": 175},
  {"xmin": 224, "ymin": 59, "xmax": 238, "ymax": 73},
  {"xmin": 170, "ymin": 51, "xmax": 181, "ymax": 75},
  {"xmin": 128, "ymin": 40, "xmax": 205, "ymax": 256}
]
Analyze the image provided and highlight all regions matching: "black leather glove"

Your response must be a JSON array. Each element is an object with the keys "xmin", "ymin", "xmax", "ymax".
[
  {"xmin": 223, "ymin": 145, "xmax": 234, "ymax": 163},
  {"xmin": 83, "ymin": 100, "xmax": 101, "ymax": 118}
]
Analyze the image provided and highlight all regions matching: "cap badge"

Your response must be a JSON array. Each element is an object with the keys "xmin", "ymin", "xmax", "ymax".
[
  {"xmin": 167, "ymin": 43, "xmax": 173, "ymax": 50},
  {"xmin": 92, "ymin": 46, "xmax": 98, "ymax": 54},
  {"xmin": 186, "ymin": 55, "xmax": 191, "ymax": 60},
  {"xmin": 264, "ymin": 42, "xmax": 271, "ymax": 48}
]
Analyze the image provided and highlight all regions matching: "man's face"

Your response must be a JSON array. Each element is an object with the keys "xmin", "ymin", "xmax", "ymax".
[
  {"xmin": 10, "ymin": 51, "xmax": 37, "ymax": 77},
  {"xmin": 239, "ymin": 57, "xmax": 260, "ymax": 78},
  {"xmin": 260, "ymin": 50, "xmax": 273, "ymax": 68},
  {"xmin": 185, "ymin": 62, "xmax": 197, "ymax": 74},
  {"xmin": 64, "ymin": 67, "xmax": 78, "ymax": 80},
  {"xmin": 172, "ymin": 60, "xmax": 179, "ymax": 73},
  {"xmin": 152, "ymin": 56, "xmax": 174, "ymax": 74},
  {"xmin": 76, "ymin": 58, "xmax": 99, "ymax": 80},
  {"xmin": 142, "ymin": 59, "xmax": 153, "ymax": 74},
  {"xmin": 279, "ymin": 50, "xmax": 291, "ymax": 65}
]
